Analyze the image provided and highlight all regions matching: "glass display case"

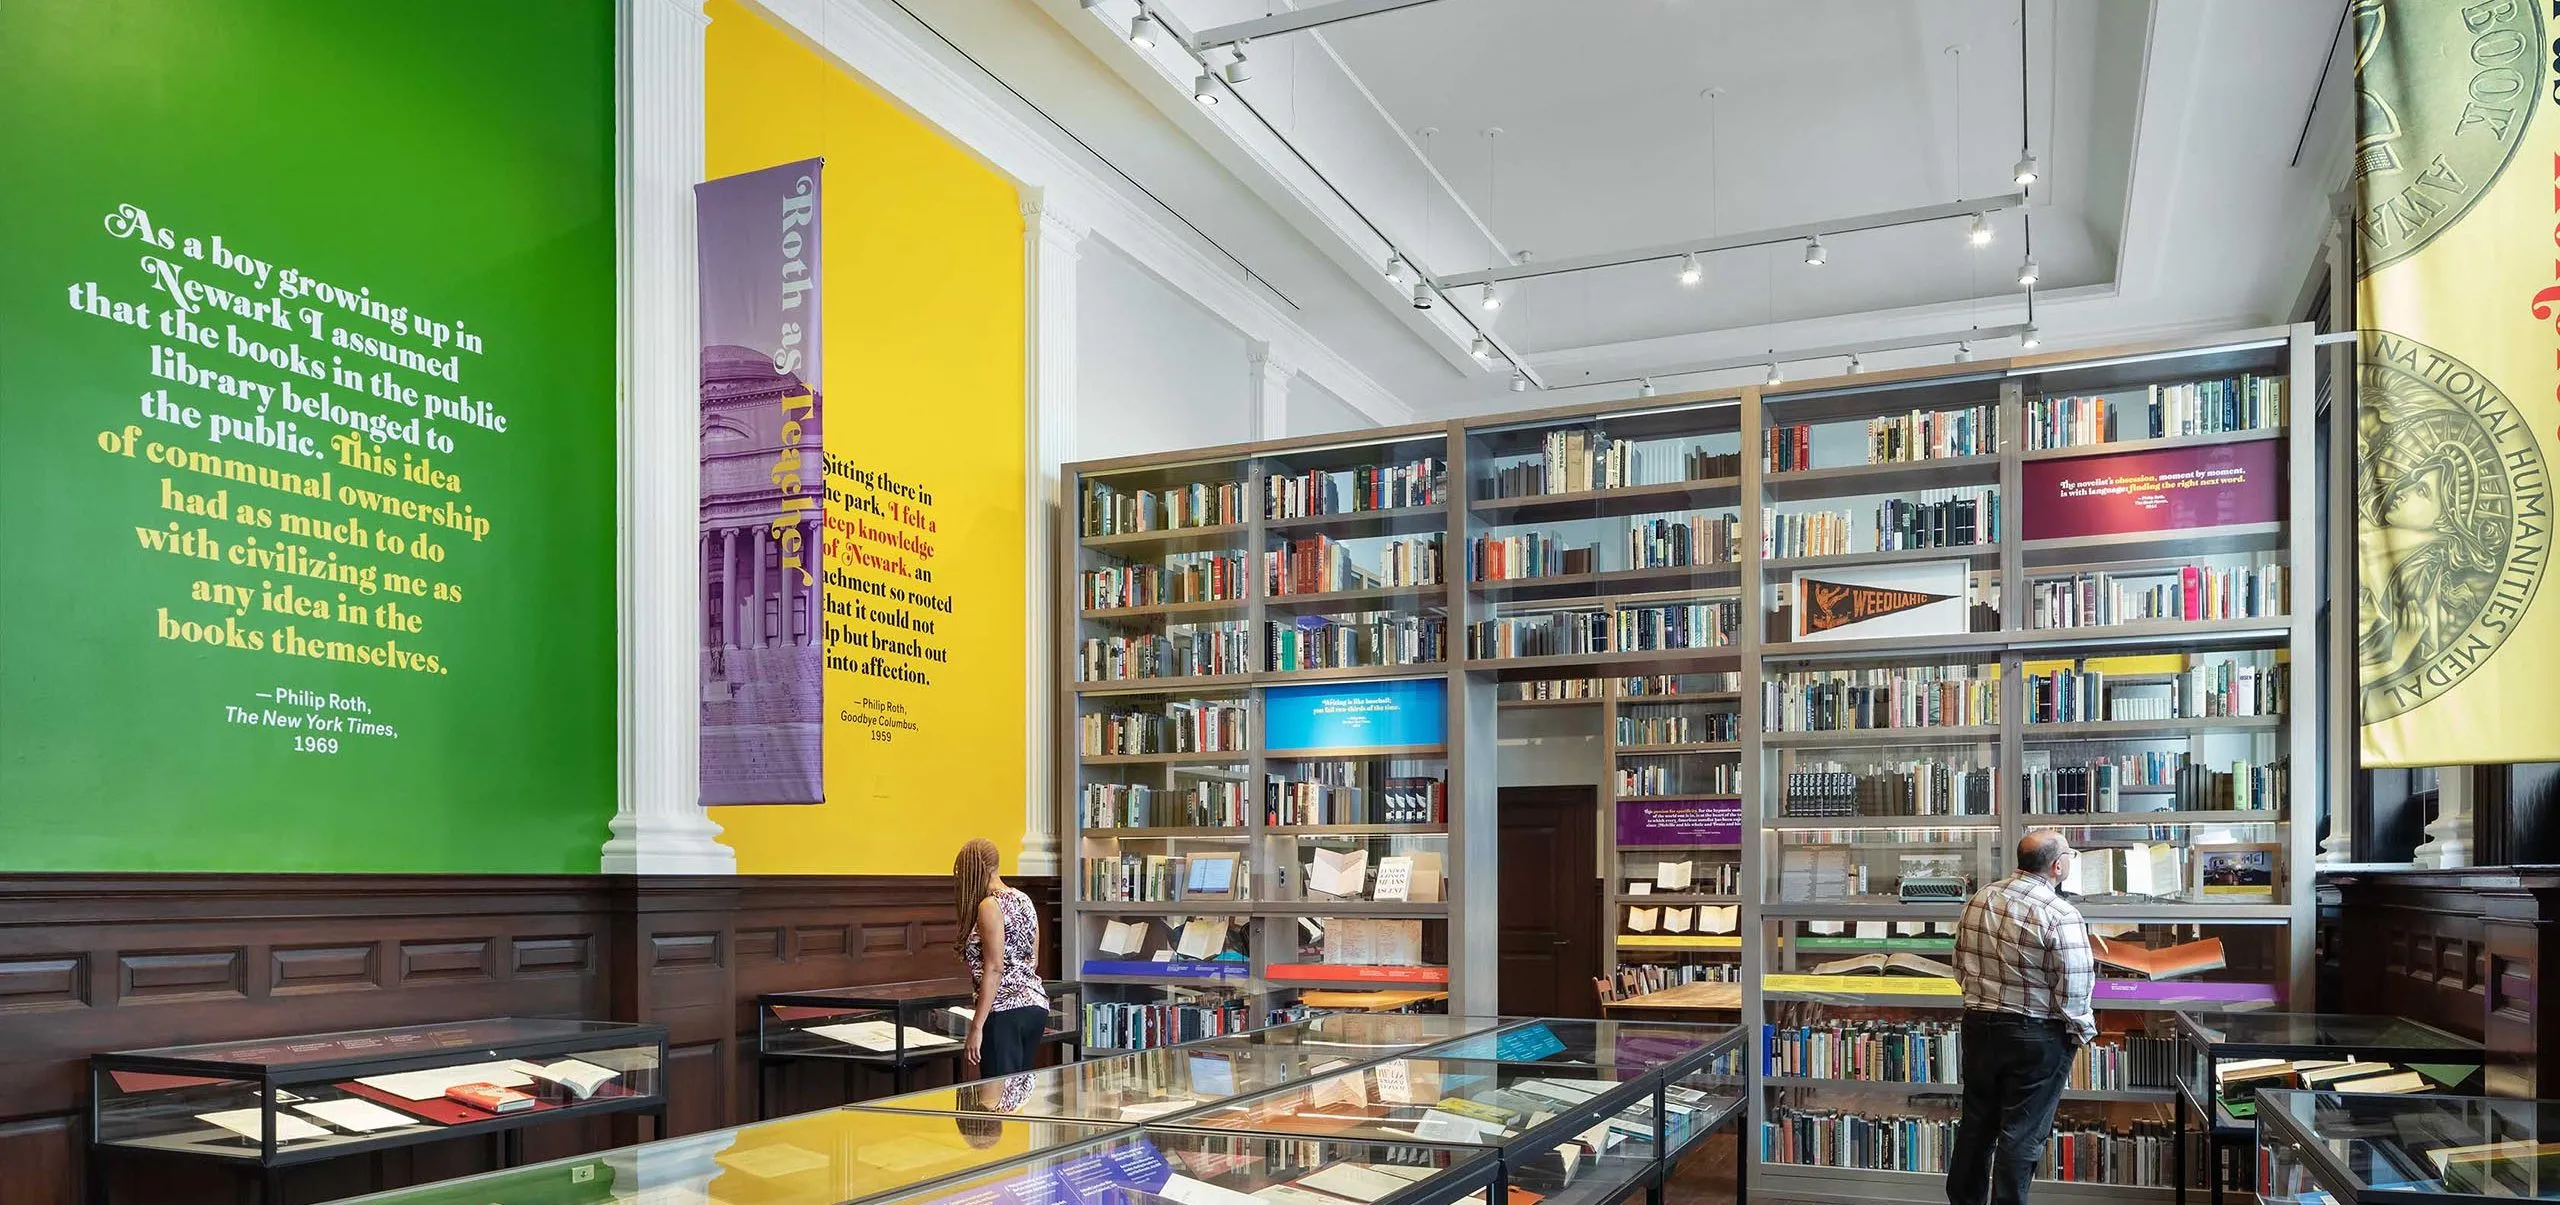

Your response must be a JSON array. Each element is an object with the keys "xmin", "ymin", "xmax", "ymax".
[
  {"xmin": 334, "ymin": 1106, "xmax": 1127, "ymax": 1205},
  {"xmin": 1174, "ymin": 1055, "xmax": 1668, "ymax": 1205},
  {"xmin": 1431, "ymin": 1019, "xmax": 1748, "ymax": 1160},
  {"xmin": 2175, "ymin": 1012, "xmax": 2484, "ymax": 1131},
  {"xmin": 1195, "ymin": 1012, "xmax": 1503, "ymax": 1059},
  {"xmin": 869, "ymin": 1126, "xmax": 1504, "ymax": 1205},
  {"xmin": 859, "ymin": 1044, "xmax": 1352, "ymax": 1125},
  {"xmin": 91, "ymin": 1018, "xmax": 666, "ymax": 1197},
  {"xmin": 2256, "ymin": 1091, "xmax": 2560, "ymax": 1205},
  {"xmin": 757, "ymin": 978, "xmax": 1082, "ymax": 1104}
]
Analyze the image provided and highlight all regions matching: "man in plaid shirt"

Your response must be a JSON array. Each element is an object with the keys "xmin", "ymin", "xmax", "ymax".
[{"xmin": 1947, "ymin": 830, "xmax": 2095, "ymax": 1205}]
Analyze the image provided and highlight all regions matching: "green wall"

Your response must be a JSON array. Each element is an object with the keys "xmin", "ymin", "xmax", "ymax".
[{"xmin": 0, "ymin": 2, "xmax": 618, "ymax": 871}]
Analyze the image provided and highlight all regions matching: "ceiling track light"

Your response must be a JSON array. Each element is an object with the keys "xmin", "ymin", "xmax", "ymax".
[
  {"xmin": 1764, "ymin": 360, "xmax": 1784, "ymax": 388},
  {"xmin": 1469, "ymin": 333, "xmax": 1492, "ymax": 360},
  {"xmin": 1192, "ymin": 72, "xmax": 1220, "ymax": 106},
  {"xmin": 1411, "ymin": 280, "xmax": 1433, "ymax": 310},
  {"xmin": 1079, "ymin": 0, "xmax": 1104, "ymax": 8},
  {"xmin": 1509, "ymin": 371, "xmax": 1529, "ymax": 393},
  {"xmin": 1479, "ymin": 283, "xmax": 1502, "ymax": 312},
  {"xmin": 1968, "ymin": 212, "xmax": 1993, "ymax": 247},
  {"xmin": 1223, "ymin": 41, "xmax": 1251, "ymax": 84},
  {"xmin": 1383, "ymin": 252, "xmax": 1407, "ymax": 285},
  {"xmin": 2016, "ymin": 257, "xmax": 2039, "ymax": 287},
  {"xmin": 1638, "ymin": 377, "xmax": 1657, "ymax": 398},
  {"xmin": 2021, "ymin": 323, "xmax": 2042, "ymax": 349},
  {"xmin": 1127, "ymin": 7, "xmax": 1156, "ymax": 47},
  {"xmin": 1678, "ymin": 252, "xmax": 1703, "ymax": 286},
  {"xmin": 2013, "ymin": 153, "xmax": 2040, "ymax": 187},
  {"xmin": 1805, "ymin": 235, "xmax": 1826, "ymax": 267},
  {"xmin": 1845, "ymin": 353, "xmax": 1864, "ymax": 375},
  {"xmin": 1953, "ymin": 341, "xmax": 1974, "ymax": 364}
]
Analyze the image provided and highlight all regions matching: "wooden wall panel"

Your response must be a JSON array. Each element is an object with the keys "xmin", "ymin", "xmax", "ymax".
[
  {"xmin": 2321, "ymin": 866, "xmax": 2560, "ymax": 1097},
  {"xmin": 0, "ymin": 873, "xmax": 1057, "ymax": 1205}
]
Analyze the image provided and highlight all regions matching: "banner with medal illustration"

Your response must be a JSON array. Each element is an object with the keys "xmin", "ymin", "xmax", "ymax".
[{"xmin": 2354, "ymin": 0, "xmax": 2559, "ymax": 765}]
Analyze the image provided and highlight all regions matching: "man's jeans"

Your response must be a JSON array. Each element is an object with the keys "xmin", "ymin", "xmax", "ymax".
[{"xmin": 1946, "ymin": 1009, "xmax": 2074, "ymax": 1205}]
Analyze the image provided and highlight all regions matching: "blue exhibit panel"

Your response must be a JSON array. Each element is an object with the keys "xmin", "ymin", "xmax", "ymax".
[{"xmin": 1263, "ymin": 679, "xmax": 1448, "ymax": 756}]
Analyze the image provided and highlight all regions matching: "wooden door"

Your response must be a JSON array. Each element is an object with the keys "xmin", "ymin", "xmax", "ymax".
[{"xmin": 1497, "ymin": 786, "xmax": 1601, "ymax": 1017}]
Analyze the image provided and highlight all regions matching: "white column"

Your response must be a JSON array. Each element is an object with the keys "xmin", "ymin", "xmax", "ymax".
[
  {"xmin": 2415, "ymin": 769, "xmax": 2475, "ymax": 870},
  {"xmin": 1248, "ymin": 342, "xmax": 1295, "ymax": 441},
  {"xmin": 1019, "ymin": 190, "xmax": 1088, "ymax": 878},
  {"xmin": 604, "ymin": 0, "xmax": 735, "ymax": 875}
]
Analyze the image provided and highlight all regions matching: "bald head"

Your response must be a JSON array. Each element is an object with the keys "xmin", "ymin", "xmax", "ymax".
[{"xmin": 2017, "ymin": 830, "xmax": 2070, "ymax": 876}]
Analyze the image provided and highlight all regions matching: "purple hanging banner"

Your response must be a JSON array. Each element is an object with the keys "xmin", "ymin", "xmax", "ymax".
[{"xmin": 697, "ymin": 159, "xmax": 825, "ymax": 806}]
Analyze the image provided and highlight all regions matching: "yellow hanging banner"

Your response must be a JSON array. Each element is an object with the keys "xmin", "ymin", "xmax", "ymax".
[{"xmin": 2354, "ymin": 0, "xmax": 2560, "ymax": 765}]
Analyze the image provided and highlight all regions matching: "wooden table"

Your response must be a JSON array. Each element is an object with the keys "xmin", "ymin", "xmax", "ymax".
[
  {"xmin": 1299, "ymin": 989, "xmax": 1449, "ymax": 1012},
  {"xmin": 1602, "ymin": 981, "xmax": 1742, "ymax": 1013}
]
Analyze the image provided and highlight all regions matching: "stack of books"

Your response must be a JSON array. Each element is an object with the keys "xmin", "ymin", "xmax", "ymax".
[{"xmin": 1265, "ymin": 458, "xmax": 1444, "ymax": 518}]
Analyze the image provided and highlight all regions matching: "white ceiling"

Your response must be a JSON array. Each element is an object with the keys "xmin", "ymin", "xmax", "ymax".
[{"xmin": 1029, "ymin": 0, "xmax": 2353, "ymax": 414}]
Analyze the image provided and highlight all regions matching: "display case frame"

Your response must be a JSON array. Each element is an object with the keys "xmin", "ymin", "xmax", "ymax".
[
  {"xmin": 89, "ymin": 1018, "xmax": 667, "ymax": 1204},
  {"xmin": 2172, "ymin": 1013, "xmax": 2485, "ymax": 1205},
  {"xmin": 2253, "ymin": 1090, "xmax": 2560, "ymax": 1205},
  {"xmin": 754, "ymin": 977, "xmax": 1084, "ymax": 1112}
]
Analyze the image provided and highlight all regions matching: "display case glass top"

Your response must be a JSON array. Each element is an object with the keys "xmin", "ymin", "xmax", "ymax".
[
  {"xmin": 2180, "ymin": 1013, "xmax": 2478, "ymax": 1051},
  {"xmin": 334, "ymin": 1107, "xmax": 1128, "ymax": 1205},
  {"xmin": 111, "ymin": 1019, "xmax": 656, "ymax": 1076},
  {"xmin": 861, "ymin": 1124, "xmax": 1504, "ymax": 1205},
  {"xmin": 1198, "ymin": 1012, "xmax": 1502, "ymax": 1056},
  {"xmin": 2256, "ymin": 1090, "xmax": 2560, "ymax": 1205},
  {"xmin": 858, "ymin": 1045, "xmax": 1347, "ymax": 1124},
  {"xmin": 2176, "ymin": 1011, "xmax": 2485, "ymax": 1135},
  {"xmin": 1428, "ymin": 1018, "xmax": 1736, "ymax": 1072}
]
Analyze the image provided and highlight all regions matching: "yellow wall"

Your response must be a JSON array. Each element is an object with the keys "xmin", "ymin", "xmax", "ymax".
[{"xmin": 704, "ymin": 0, "xmax": 1029, "ymax": 873}]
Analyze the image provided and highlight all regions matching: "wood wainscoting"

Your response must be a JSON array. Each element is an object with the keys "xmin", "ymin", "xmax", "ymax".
[
  {"xmin": 0, "ymin": 873, "xmax": 1057, "ymax": 1205},
  {"xmin": 2319, "ymin": 866, "xmax": 2560, "ymax": 1097}
]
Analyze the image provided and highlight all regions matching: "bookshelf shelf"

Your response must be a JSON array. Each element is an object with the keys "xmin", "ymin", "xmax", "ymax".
[
  {"xmin": 1071, "ymin": 675, "xmax": 1254, "ymax": 696},
  {"xmin": 1615, "ymin": 793, "xmax": 1743, "ymax": 804},
  {"xmin": 2009, "ymin": 618, "xmax": 2293, "ymax": 653},
  {"xmin": 1079, "ymin": 523, "xmax": 1252, "ymax": 553},
  {"xmin": 1497, "ymin": 696, "xmax": 1606, "ymax": 709},
  {"xmin": 1758, "ymin": 455, "xmax": 2002, "ymax": 503},
  {"xmin": 1086, "ymin": 902, "xmax": 1261, "ymax": 916},
  {"xmin": 1258, "ymin": 902, "xmax": 1451, "ymax": 918},
  {"xmin": 1078, "ymin": 751, "xmax": 1255, "ymax": 767},
  {"xmin": 2024, "ymin": 810, "xmax": 2285, "ymax": 826},
  {"xmin": 1264, "ymin": 824, "xmax": 1450, "ymax": 836},
  {"xmin": 1758, "ymin": 633, "xmax": 2009, "ymax": 662},
  {"xmin": 1612, "ymin": 893, "xmax": 1739, "ymax": 905},
  {"xmin": 2019, "ymin": 522, "xmax": 2287, "ymax": 568},
  {"xmin": 1464, "ymin": 647, "xmax": 1744, "ymax": 679},
  {"xmin": 2022, "ymin": 715, "xmax": 2285, "ymax": 741},
  {"xmin": 1761, "ymin": 545, "xmax": 2003, "ymax": 575},
  {"xmin": 2016, "ymin": 426, "xmax": 2284, "ymax": 462},
  {"xmin": 1611, "ymin": 741, "xmax": 1743, "ymax": 754},
  {"xmin": 1262, "ymin": 583, "xmax": 1449, "ymax": 612},
  {"xmin": 1261, "ymin": 503, "xmax": 1450, "ymax": 538},
  {"xmin": 1467, "ymin": 476, "xmax": 1743, "ymax": 525},
  {"xmin": 1466, "ymin": 563, "xmax": 1741, "ymax": 603},
  {"xmin": 1761, "ymin": 725, "xmax": 2003, "ymax": 748},
  {"xmin": 1761, "ymin": 815, "xmax": 2001, "ymax": 832},
  {"xmin": 1080, "ymin": 598, "xmax": 1253, "ymax": 622},
  {"xmin": 1618, "ymin": 935, "xmax": 1743, "ymax": 950},
  {"xmin": 1077, "ymin": 826, "xmax": 1255, "ymax": 839},
  {"xmin": 1761, "ymin": 1077, "xmax": 2173, "ymax": 1105},
  {"xmin": 1255, "ymin": 662, "xmax": 1448, "ymax": 684}
]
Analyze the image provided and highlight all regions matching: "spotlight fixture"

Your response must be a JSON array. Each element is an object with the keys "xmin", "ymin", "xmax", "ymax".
[
  {"xmin": 1968, "ymin": 212, "xmax": 1993, "ymax": 247},
  {"xmin": 1509, "ymin": 371, "xmax": 1529, "ymax": 393},
  {"xmin": 1953, "ymin": 341, "xmax": 1974, "ymax": 363},
  {"xmin": 2013, "ymin": 152, "xmax": 2040, "ymax": 187},
  {"xmin": 2021, "ymin": 323, "xmax": 2042, "ymax": 349},
  {"xmin": 2016, "ymin": 257, "xmax": 2039, "ymax": 287},
  {"xmin": 1127, "ymin": 7, "xmax": 1156, "ymax": 47},
  {"xmin": 1805, "ymin": 235, "xmax": 1826, "ymax": 267},
  {"xmin": 1764, "ymin": 361, "xmax": 1784, "ymax": 388},
  {"xmin": 1192, "ymin": 72, "xmax": 1220, "ymax": 106},
  {"xmin": 1845, "ymin": 353, "xmax": 1864, "ymax": 375},
  {"xmin": 1382, "ymin": 252, "xmax": 1407, "ymax": 284},
  {"xmin": 1223, "ymin": 44, "xmax": 1251, "ymax": 84},
  {"xmin": 1479, "ymin": 283, "xmax": 1502, "ymax": 312},
  {"xmin": 1638, "ymin": 377, "xmax": 1657, "ymax": 398},
  {"xmin": 1469, "ymin": 333, "xmax": 1493, "ymax": 360},
  {"xmin": 1411, "ymin": 280, "xmax": 1433, "ymax": 310},
  {"xmin": 1079, "ymin": 0, "xmax": 1105, "ymax": 8},
  {"xmin": 1678, "ymin": 252, "xmax": 1703, "ymax": 286}
]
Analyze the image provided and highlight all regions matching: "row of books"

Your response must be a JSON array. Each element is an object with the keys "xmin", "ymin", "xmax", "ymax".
[
  {"xmin": 1265, "ymin": 459, "xmax": 1445, "ymax": 519},
  {"xmin": 1265, "ymin": 774, "xmax": 1448, "ymax": 825},
  {"xmin": 2023, "ymin": 374, "xmax": 2285, "ymax": 450},
  {"xmin": 1616, "ymin": 761, "xmax": 1741, "ymax": 798},
  {"xmin": 1081, "ymin": 552, "xmax": 1249, "ymax": 612},
  {"xmin": 1603, "ymin": 962, "xmax": 1738, "ymax": 1001},
  {"xmin": 1865, "ymin": 405, "xmax": 1997, "ymax": 464},
  {"xmin": 1082, "ymin": 997, "xmax": 1254, "ymax": 1050},
  {"xmin": 2022, "ymin": 759, "xmax": 2288, "ymax": 813},
  {"xmin": 1464, "ymin": 601, "xmax": 1737, "ymax": 660},
  {"xmin": 1079, "ymin": 700, "xmax": 1249, "ymax": 757},
  {"xmin": 1619, "ymin": 600, "xmax": 1740, "ymax": 652},
  {"xmin": 1505, "ymin": 673, "xmax": 1723, "ymax": 701},
  {"xmin": 1265, "ymin": 535, "xmax": 1442, "ymax": 596},
  {"xmin": 1265, "ymin": 614, "xmax": 1446, "ymax": 672},
  {"xmin": 1626, "ymin": 513, "xmax": 1740, "ymax": 570},
  {"xmin": 1762, "ymin": 1109, "xmax": 2175, "ymax": 1186},
  {"xmin": 1761, "ymin": 1022, "xmax": 2173, "ymax": 1091},
  {"xmin": 1478, "ymin": 432, "xmax": 1739, "ymax": 500},
  {"xmin": 1082, "ymin": 480, "xmax": 1248, "ymax": 537},
  {"xmin": 1779, "ymin": 764, "xmax": 1995, "ymax": 817},
  {"xmin": 2028, "ymin": 562, "xmax": 2289, "ymax": 629},
  {"xmin": 2023, "ymin": 656, "xmax": 2289, "ymax": 724},
  {"xmin": 1761, "ymin": 490, "xmax": 1998, "ymax": 560},
  {"xmin": 1077, "ymin": 624, "xmax": 1253, "ymax": 682},
  {"xmin": 1082, "ymin": 853, "xmax": 1247, "ymax": 903},
  {"xmin": 1466, "ymin": 534, "xmax": 1597, "ymax": 582},
  {"xmin": 1616, "ymin": 710, "xmax": 1741, "ymax": 746},
  {"xmin": 1078, "ymin": 781, "xmax": 1250, "ymax": 830},
  {"xmin": 1763, "ymin": 667, "xmax": 2001, "ymax": 732},
  {"xmin": 1508, "ymin": 678, "xmax": 1606, "ymax": 700}
]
